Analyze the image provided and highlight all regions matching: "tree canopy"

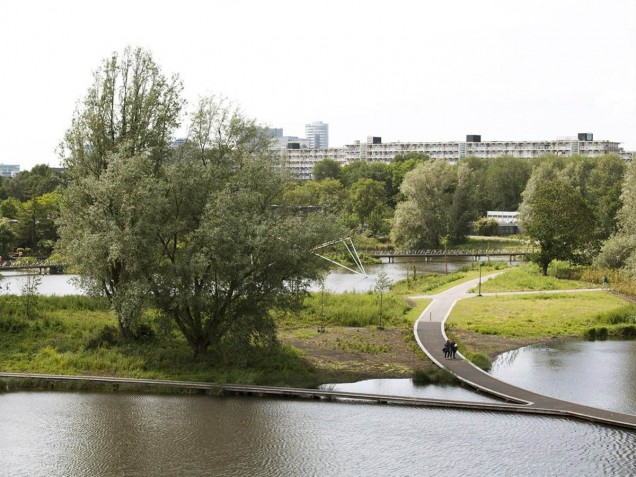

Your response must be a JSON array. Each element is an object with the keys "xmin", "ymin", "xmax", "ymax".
[
  {"xmin": 312, "ymin": 159, "xmax": 341, "ymax": 181},
  {"xmin": 58, "ymin": 47, "xmax": 342, "ymax": 356},
  {"xmin": 519, "ymin": 176, "xmax": 594, "ymax": 275},
  {"xmin": 391, "ymin": 160, "xmax": 475, "ymax": 248}
]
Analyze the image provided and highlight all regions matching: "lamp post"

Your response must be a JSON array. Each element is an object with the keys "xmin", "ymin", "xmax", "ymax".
[{"xmin": 478, "ymin": 261, "xmax": 483, "ymax": 296}]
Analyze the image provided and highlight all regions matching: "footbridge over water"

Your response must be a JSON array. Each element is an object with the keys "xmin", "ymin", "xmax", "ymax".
[
  {"xmin": 369, "ymin": 249, "xmax": 532, "ymax": 263},
  {"xmin": 412, "ymin": 276, "xmax": 636, "ymax": 430},
  {"xmin": 0, "ymin": 264, "xmax": 64, "ymax": 274}
]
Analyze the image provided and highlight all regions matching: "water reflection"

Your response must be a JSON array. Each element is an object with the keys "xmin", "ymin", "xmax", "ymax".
[
  {"xmin": 0, "ymin": 392, "xmax": 634, "ymax": 476},
  {"xmin": 0, "ymin": 272, "xmax": 82, "ymax": 296},
  {"xmin": 491, "ymin": 340, "xmax": 636, "ymax": 414},
  {"xmin": 315, "ymin": 256, "xmax": 515, "ymax": 293},
  {"xmin": 0, "ymin": 257, "xmax": 504, "ymax": 296},
  {"xmin": 321, "ymin": 378, "xmax": 501, "ymax": 403}
]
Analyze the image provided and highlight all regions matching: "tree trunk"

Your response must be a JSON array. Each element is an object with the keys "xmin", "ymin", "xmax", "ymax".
[
  {"xmin": 189, "ymin": 336, "xmax": 210, "ymax": 357},
  {"xmin": 117, "ymin": 319, "xmax": 130, "ymax": 340}
]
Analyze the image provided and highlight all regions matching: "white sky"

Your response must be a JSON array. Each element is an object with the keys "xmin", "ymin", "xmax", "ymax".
[{"xmin": 1, "ymin": 0, "xmax": 635, "ymax": 171}]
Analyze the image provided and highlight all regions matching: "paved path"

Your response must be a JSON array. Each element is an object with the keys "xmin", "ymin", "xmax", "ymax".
[{"xmin": 412, "ymin": 275, "xmax": 636, "ymax": 430}]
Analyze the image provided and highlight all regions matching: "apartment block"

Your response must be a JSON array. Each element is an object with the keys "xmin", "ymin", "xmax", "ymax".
[{"xmin": 278, "ymin": 133, "xmax": 633, "ymax": 180}]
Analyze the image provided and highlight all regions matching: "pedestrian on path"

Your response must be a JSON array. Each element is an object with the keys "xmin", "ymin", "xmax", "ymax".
[
  {"xmin": 443, "ymin": 340, "xmax": 451, "ymax": 359},
  {"xmin": 451, "ymin": 340, "xmax": 458, "ymax": 359}
]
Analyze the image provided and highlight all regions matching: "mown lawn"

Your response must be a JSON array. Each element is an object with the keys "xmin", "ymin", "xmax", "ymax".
[{"xmin": 448, "ymin": 292, "xmax": 635, "ymax": 339}]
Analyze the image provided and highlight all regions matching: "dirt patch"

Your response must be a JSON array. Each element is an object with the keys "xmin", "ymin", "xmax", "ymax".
[
  {"xmin": 279, "ymin": 325, "xmax": 562, "ymax": 384},
  {"xmin": 278, "ymin": 325, "xmax": 433, "ymax": 382}
]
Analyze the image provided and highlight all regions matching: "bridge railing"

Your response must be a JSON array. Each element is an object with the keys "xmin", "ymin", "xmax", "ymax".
[{"xmin": 368, "ymin": 249, "xmax": 533, "ymax": 256}]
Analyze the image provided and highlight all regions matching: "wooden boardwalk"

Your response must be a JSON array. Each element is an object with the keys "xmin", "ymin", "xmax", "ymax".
[
  {"xmin": 412, "ymin": 276, "xmax": 636, "ymax": 430},
  {"xmin": 0, "ymin": 371, "xmax": 512, "ymax": 412}
]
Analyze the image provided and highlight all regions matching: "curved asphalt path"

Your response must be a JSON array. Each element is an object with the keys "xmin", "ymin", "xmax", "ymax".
[{"xmin": 413, "ymin": 275, "xmax": 636, "ymax": 430}]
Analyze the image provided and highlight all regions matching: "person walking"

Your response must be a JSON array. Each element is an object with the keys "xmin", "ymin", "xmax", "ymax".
[
  {"xmin": 451, "ymin": 340, "xmax": 458, "ymax": 359},
  {"xmin": 443, "ymin": 340, "xmax": 451, "ymax": 359}
]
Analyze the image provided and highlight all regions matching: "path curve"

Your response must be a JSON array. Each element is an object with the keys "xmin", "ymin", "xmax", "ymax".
[{"xmin": 413, "ymin": 275, "xmax": 636, "ymax": 429}]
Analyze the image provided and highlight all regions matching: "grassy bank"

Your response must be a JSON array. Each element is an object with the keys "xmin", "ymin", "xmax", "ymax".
[
  {"xmin": 0, "ymin": 288, "xmax": 438, "ymax": 390},
  {"xmin": 446, "ymin": 265, "xmax": 636, "ymax": 368}
]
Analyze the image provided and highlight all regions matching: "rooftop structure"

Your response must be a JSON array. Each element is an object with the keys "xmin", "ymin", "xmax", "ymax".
[{"xmin": 0, "ymin": 164, "xmax": 20, "ymax": 178}]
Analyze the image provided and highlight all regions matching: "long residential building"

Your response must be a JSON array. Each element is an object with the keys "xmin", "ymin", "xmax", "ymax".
[{"xmin": 277, "ymin": 133, "xmax": 633, "ymax": 180}]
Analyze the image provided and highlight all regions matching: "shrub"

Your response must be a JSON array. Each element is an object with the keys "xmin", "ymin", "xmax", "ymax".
[
  {"xmin": 132, "ymin": 323, "xmax": 155, "ymax": 342},
  {"xmin": 619, "ymin": 325, "xmax": 636, "ymax": 337},
  {"xmin": 549, "ymin": 261, "xmax": 583, "ymax": 280},
  {"xmin": 86, "ymin": 325, "xmax": 120, "ymax": 350},
  {"xmin": 0, "ymin": 316, "xmax": 29, "ymax": 333},
  {"xmin": 466, "ymin": 352, "xmax": 492, "ymax": 371},
  {"xmin": 412, "ymin": 367, "xmax": 458, "ymax": 385},
  {"xmin": 473, "ymin": 217, "xmax": 500, "ymax": 236}
]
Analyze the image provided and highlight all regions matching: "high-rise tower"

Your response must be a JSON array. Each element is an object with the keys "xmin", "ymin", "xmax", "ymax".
[{"xmin": 305, "ymin": 121, "xmax": 329, "ymax": 149}]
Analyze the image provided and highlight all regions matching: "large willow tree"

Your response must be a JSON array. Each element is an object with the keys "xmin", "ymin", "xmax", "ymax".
[
  {"xmin": 59, "ymin": 46, "xmax": 184, "ymax": 338},
  {"xmin": 59, "ymin": 48, "xmax": 341, "ymax": 355}
]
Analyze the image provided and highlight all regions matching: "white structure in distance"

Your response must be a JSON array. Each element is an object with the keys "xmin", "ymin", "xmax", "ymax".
[{"xmin": 277, "ymin": 133, "xmax": 633, "ymax": 180}]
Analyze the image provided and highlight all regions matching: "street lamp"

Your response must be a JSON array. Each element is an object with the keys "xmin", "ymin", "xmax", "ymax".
[{"xmin": 478, "ymin": 261, "xmax": 483, "ymax": 296}]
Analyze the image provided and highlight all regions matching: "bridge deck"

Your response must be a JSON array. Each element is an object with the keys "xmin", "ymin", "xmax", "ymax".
[{"xmin": 413, "ymin": 277, "xmax": 636, "ymax": 430}]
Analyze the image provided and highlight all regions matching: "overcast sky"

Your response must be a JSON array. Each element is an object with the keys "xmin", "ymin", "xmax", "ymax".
[{"xmin": 1, "ymin": 0, "xmax": 635, "ymax": 171}]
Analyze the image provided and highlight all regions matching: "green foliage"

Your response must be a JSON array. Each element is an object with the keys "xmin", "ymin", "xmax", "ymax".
[
  {"xmin": 387, "ymin": 153, "xmax": 430, "ymax": 205},
  {"xmin": 594, "ymin": 234, "xmax": 636, "ymax": 269},
  {"xmin": 340, "ymin": 161, "xmax": 389, "ymax": 188},
  {"xmin": 312, "ymin": 159, "xmax": 341, "ymax": 181},
  {"xmin": 347, "ymin": 178, "xmax": 389, "ymax": 234},
  {"xmin": 465, "ymin": 352, "xmax": 492, "ymax": 371},
  {"xmin": 283, "ymin": 178, "xmax": 347, "ymax": 215},
  {"xmin": 86, "ymin": 325, "xmax": 120, "ymax": 349},
  {"xmin": 392, "ymin": 160, "xmax": 476, "ymax": 248},
  {"xmin": 391, "ymin": 271, "xmax": 469, "ymax": 295},
  {"xmin": 412, "ymin": 367, "xmax": 458, "ymax": 385},
  {"xmin": 0, "ymin": 298, "xmax": 320, "ymax": 387},
  {"xmin": 478, "ymin": 264, "xmax": 591, "ymax": 292},
  {"xmin": 473, "ymin": 217, "xmax": 500, "ymax": 236},
  {"xmin": 277, "ymin": 291, "xmax": 412, "ymax": 328},
  {"xmin": 519, "ymin": 175, "xmax": 594, "ymax": 275},
  {"xmin": 21, "ymin": 274, "xmax": 42, "ymax": 319},
  {"xmin": 449, "ymin": 291, "xmax": 631, "ymax": 339},
  {"xmin": 59, "ymin": 50, "xmax": 343, "ymax": 356},
  {"xmin": 5, "ymin": 164, "xmax": 64, "ymax": 202},
  {"xmin": 0, "ymin": 217, "xmax": 17, "ymax": 257}
]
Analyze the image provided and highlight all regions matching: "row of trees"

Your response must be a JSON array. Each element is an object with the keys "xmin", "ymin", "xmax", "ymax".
[
  {"xmin": 0, "ymin": 166, "xmax": 64, "ymax": 256},
  {"xmin": 594, "ymin": 160, "xmax": 636, "ymax": 276},
  {"xmin": 305, "ymin": 152, "xmax": 629, "ymax": 277},
  {"xmin": 518, "ymin": 156, "xmax": 627, "ymax": 275}
]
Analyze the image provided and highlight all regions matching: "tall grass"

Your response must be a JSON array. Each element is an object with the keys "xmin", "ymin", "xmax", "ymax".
[
  {"xmin": 478, "ymin": 263, "xmax": 592, "ymax": 292},
  {"xmin": 0, "ymin": 295, "xmax": 325, "ymax": 387},
  {"xmin": 276, "ymin": 291, "xmax": 412, "ymax": 328}
]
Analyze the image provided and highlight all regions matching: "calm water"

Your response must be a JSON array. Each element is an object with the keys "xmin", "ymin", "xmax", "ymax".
[
  {"xmin": 0, "ymin": 272, "xmax": 81, "ymax": 296},
  {"xmin": 0, "ymin": 392, "xmax": 634, "ymax": 477},
  {"xmin": 315, "ymin": 256, "xmax": 515, "ymax": 293},
  {"xmin": 490, "ymin": 340, "xmax": 636, "ymax": 415},
  {"xmin": 1, "ymin": 257, "xmax": 506, "ymax": 295}
]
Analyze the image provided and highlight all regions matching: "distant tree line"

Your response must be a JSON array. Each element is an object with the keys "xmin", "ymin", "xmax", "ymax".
[
  {"xmin": 303, "ymin": 152, "xmax": 627, "ymax": 276},
  {"xmin": 0, "ymin": 164, "xmax": 64, "ymax": 257}
]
